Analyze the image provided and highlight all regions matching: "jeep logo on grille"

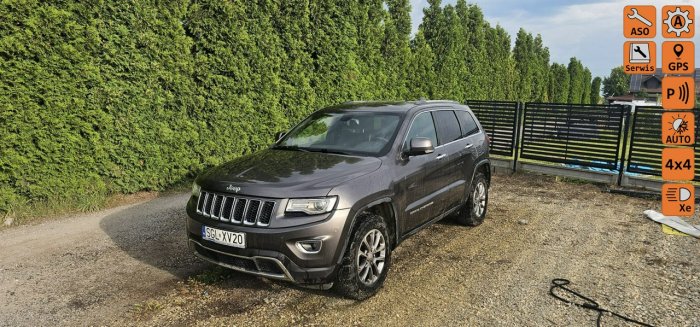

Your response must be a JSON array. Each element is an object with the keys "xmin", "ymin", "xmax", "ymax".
[{"xmin": 226, "ymin": 185, "xmax": 241, "ymax": 193}]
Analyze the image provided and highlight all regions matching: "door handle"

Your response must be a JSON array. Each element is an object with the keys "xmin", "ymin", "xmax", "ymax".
[
  {"xmin": 436, "ymin": 154, "xmax": 447, "ymax": 160},
  {"xmin": 465, "ymin": 144, "xmax": 474, "ymax": 149}
]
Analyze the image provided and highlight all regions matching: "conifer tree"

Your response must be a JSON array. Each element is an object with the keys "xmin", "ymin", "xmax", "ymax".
[
  {"xmin": 513, "ymin": 29, "xmax": 535, "ymax": 102},
  {"xmin": 307, "ymin": 1, "xmax": 361, "ymax": 106},
  {"xmin": 270, "ymin": 0, "xmax": 316, "ymax": 122},
  {"xmin": 567, "ymin": 57, "xmax": 585, "ymax": 104},
  {"xmin": 532, "ymin": 35, "xmax": 551, "ymax": 102},
  {"xmin": 548, "ymin": 63, "xmax": 570, "ymax": 103},
  {"xmin": 382, "ymin": 0, "xmax": 412, "ymax": 99},
  {"xmin": 407, "ymin": 31, "xmax": 436, "ymax": 98},
  {"xmin": 590, "ymin": 77, "xmax": 602, "ymax": 104},
  {"xmin": 580, "ymin": 68, "xmax": 592, "ymax": 104}
]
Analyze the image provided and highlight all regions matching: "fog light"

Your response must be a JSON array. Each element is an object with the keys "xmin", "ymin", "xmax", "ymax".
[{"xmin": 296, "ymin": 240, "xmax": 322, "ymax": 253}]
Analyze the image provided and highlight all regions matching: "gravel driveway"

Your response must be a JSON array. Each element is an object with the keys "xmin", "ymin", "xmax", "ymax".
[{"xmin": 1, "ymin": 173, "xmax": 698, "ymax": 326}]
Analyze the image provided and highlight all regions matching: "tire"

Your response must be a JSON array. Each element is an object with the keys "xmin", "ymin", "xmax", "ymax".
[
  {"xmin": 333, "ymin": 213, "xmax": 392, "ymax": 300},
  {"xmin": 456, "ymin": 172, "xmax": 489, "ymax": 226}
]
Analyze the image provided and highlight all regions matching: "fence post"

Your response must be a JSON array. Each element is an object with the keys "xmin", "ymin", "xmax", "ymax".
[
  {"xmin": 512, "ymin": 102, "xmax": 522, "ymax": 173},
  {"xmin": 617, "ymin": 105, "xmax": 632, "ymax": 186}
]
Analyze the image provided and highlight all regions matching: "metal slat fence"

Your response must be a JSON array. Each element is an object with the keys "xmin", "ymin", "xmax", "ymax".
[
  {"xmin": 520, "ymin": 103, "xmax": 625, "ymax": 170},
  {"xmin": 466, "ymin": 100, "xmax": 519, "ymax": 157},
  {"xmin": 627, "ymin": 107, "xmax": 700, "ymax": 181}
]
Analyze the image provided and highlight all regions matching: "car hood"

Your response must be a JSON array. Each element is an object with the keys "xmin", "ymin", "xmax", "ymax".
[{"xmin": 197, "ymin": 149, "xmax": 382, "ymax": 198}]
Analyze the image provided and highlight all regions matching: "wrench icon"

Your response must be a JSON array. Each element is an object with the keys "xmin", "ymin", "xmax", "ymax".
[{"xmin": 628, "ymin": 8, "xmax": 652, "ymax": 27}]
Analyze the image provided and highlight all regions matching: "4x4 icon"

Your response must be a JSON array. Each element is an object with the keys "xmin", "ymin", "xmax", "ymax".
[{"xmin": 187, "ymin": 100, "xmax": 491, "ymax": 299}]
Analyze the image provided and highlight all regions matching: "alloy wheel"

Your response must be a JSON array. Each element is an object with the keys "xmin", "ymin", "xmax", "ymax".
[{"xmin": 356, "ymin": 229, "xmax": 386, "ymax": 286}]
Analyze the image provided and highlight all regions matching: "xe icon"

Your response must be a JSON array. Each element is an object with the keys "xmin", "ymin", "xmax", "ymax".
[{"xmin": 678, "ymin": 203, "xmax": 692, "ymax": 212}]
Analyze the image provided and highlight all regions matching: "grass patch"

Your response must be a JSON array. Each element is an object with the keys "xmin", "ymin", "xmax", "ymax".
[
  {"xmin": 1, "ymin": 176, "xmax": 194, "ymax": 229},
  {"xmin": 191, "ymin": 266, "xmax": 234, "ymax": 284},
  {"xmin": 132, "ymin": 300, "xmax": 165, "ymax": 316}
]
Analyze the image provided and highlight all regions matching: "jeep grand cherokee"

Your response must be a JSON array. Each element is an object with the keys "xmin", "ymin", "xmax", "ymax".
[{"xmin": 186, "ymin": 100, "xmax": 491, "ymax": 299}]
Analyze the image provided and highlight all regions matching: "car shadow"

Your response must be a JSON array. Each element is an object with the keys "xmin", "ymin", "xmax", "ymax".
[
  {"xmin": 98, "ymin": 192, "xmax": 323, "ymax": 295},
  {"xmin": 99, "ymin": 193, "xmax": 260, "ymax": 283}
]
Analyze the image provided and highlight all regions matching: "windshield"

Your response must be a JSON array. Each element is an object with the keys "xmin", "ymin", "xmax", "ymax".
[{"xmin": 275, "ymin": 111, "xmax": 403, "ymax": 156}]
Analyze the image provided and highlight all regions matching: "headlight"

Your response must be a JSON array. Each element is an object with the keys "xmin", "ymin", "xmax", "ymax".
[
  {"xmin": 192, "ymin": 182, "xmax": 201, "ymax": 197},
  {"xmin": 285, "ymin": 197, "xmax": 337, "ymax": 215}
]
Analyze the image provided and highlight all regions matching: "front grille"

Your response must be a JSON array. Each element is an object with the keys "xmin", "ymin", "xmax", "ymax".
[{"xmin": 196, "ymin": 190, "xmax": 276, "ymax": 227}]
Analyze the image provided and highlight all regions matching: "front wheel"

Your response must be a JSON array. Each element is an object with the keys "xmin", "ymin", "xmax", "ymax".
[
  {"xmin": 456, "ymin": 172, "xmax": 489, "ymax": 226},
  {"xmin": 333, "ymin": 213, "xmax": 391, "ymax": 300}
]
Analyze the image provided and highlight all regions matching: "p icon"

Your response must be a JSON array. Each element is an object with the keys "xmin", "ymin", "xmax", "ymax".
[{"xmin": 662, "ymin": 76, "xmax": 695, "ymax": 109}]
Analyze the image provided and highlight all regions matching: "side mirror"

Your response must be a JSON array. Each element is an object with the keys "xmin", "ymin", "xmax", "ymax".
[
  {"xmin": 407, "ymin": 137, "xmax": 434, "ymax": 156},
  {"xmin": 274, "ymin": 131, "xmax": 286, "ymax": 141}
]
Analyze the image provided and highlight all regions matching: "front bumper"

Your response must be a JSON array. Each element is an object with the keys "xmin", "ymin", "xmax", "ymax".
[{"xmin": 186, "ymin": 204, "xmax": 351, "ymax": 285}]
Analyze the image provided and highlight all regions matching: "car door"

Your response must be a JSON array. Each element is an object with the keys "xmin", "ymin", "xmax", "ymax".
[
  {"xmin": 396, "ymin": 111, "xmax": 442, "ymax": 232},
  {"xmin": 455, "ymin": 108, "xmax": 486, "ymax": 199},
  {"xmin": 431, "ymin": 109, "xmax": 467, "ymax": 213}
]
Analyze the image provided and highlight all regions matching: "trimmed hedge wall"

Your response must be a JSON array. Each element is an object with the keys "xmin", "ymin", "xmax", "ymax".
[{"xmin": 0, "ymin": 0, "xmax": 594, "ymax": 215}]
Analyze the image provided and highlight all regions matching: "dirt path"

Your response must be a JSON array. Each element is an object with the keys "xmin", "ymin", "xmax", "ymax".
[
  {"xmin": 1, "ymin": 173, "xmax": 698, "ymax": 326},
  {"xmin": 0, "ymin": 193, "xmax": 207, "ymax": 327}
]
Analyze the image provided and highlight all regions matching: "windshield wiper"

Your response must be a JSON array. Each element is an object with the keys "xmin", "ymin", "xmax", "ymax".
[
  {"xmin": 305, "ymin": 148, "xmax": 351, "ymax": 155},
  {"xmin": 272, "ymin": 145, "xmax": 310, "ymax": 152}
]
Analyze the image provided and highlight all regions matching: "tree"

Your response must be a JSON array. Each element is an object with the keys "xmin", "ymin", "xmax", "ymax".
[
  {"xmin": 485, "ymin": 24, "xmax": 515, "ymax": 100},
  {"xmin": 548, "ymin": 63, "xmax": 570, "ymax": 103},
  {"xmin": 590, "ymin": 77, "xmax": 602, "ymax": 104},
  {"xmin": 456, "ymin": 1, "xmax": 488, "ymax": 100},
  {"xmin": 270, "ymin": 0, "xmax": 316, "ymax": 123},
  {"xmin": 513, "ymin": 29, "xmax": 535, "ymax": 102},
  {"xmin": 349, "ymin": 0, "xmax": 385, "ymax": 99},
  {"xmin": 407, "ymin": 31, "xmax": 436, "ymax": 98},
  {"xmin": 580, "ymin": 68, "xmax": 592, "ymax": 104},
  {"xmin": 602, "ymin": 66, "xmax": 630, "ymax": 98},
  {"xmin": 432, "ymin": 5, "xmax": 467, "ymax": 101},
  {"xmin": 421, "ymin": 0, "xmax": 443, "ymax": 53},
  {"xmin": 307, "ymin": 1, "xmax": 361, "ymax": 106},
  {"xmin": 382, "ymin": 0, "xmax": 412, "ymax": 99},
  {"xmin": 532, "ymin": 35, "xmax": 551, "ymax": 102},
  {"xmin": 567, "ymin": 57, "xmax": 585, "ymax": 103}
]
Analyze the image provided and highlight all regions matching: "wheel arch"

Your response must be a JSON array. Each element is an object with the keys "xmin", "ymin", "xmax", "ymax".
[
  {"xmin": 471, "ymin": 159, "xmax": 491, "ymax": 186},
  {"xmin": 336, "ymin": 197, "xmax": 398, "ymax": 264}
]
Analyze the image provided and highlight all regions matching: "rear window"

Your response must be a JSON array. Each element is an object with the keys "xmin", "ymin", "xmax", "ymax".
[
  {"xmin": 455, "ymin": 110, "xmax": 479, "ymax": 137},
  {"xmin": 432, "ymin": 110, "xmax": 461, "ymax": 145}
]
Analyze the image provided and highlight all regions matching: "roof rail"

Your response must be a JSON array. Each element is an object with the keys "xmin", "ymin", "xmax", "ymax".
[{"xmin": 415, "ymin": 99, "xmax": 460, "ymax": 105}]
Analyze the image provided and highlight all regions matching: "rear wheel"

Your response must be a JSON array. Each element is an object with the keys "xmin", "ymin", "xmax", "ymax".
[
  {"xmin": 333, "ymin": 213, "xmax": 391, "ymax": 300},
  {"xmin": 456, "ymin": 172, "xmax": 488, "ymax": 226}
]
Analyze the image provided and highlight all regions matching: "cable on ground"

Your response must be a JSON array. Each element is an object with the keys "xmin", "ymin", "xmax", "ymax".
[{"xmin": 549, "ymin": 278, "xmax": 654, "ymax": 327}]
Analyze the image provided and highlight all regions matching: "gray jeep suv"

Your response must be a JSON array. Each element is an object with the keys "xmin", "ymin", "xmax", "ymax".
[{"xmin": 186, "ymin": 100, "xmax": 491, "ymax": 299}]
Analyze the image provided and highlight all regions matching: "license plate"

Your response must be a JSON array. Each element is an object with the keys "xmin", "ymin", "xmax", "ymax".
[{"xmin": 202, "ymin": 226, "xmax": 246, "ymax": 248}]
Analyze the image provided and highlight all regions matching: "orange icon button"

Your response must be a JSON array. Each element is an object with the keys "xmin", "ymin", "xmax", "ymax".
[
  {"xmin": 662, "ymin": 5, "xmax": 695, "ymax": 38},
  {"xmin": 661, "ymin": 147, "xmax": 695, "ymax": 181},
  {"xmin": 662, "ymin": 112, "xmax": 695, "ymax": 145},
  {"xmin": 662, "ymin": 41, "xmax": 695, "ymax": 74},
  {"xmin": 624, "ymin": 6, "xmax": 656, "ymax": 38},
  {"xmin": 623, "ymin": 41, "xmax": 656, "ymax": 75},
  {"xmin": 662, "ymin": 184, "xmax": 695, "ymax": 216},
  {"xmin": 661, "ymin": 76, "xmax": 695, "ymax": 109}
]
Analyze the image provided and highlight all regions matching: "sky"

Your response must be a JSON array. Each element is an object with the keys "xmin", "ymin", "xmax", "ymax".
[{"xmin": 409, "ymin": 0, "xmax": 699, "ymax": 79}]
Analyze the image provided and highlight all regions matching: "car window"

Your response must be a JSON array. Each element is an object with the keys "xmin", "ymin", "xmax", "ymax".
[
  {"xmin": 278, "ymin": 111, "xmax": 402, "ymax": 156},
  {"xmin": 455, "ymin": 110, "xmax": 480, "ymax": 137},
  {"xmin": 432, "ymin": 110, "xmax": 461, "ymax": 145},
  {"xmin": 403, "ymin": 112, "xmax": 438, "ymax": 151}
]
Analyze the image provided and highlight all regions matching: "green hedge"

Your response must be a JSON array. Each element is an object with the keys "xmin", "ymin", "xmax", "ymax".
[{"xmin": 0, "ymin": 0, "xmax": 595, "ymax": 216}]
